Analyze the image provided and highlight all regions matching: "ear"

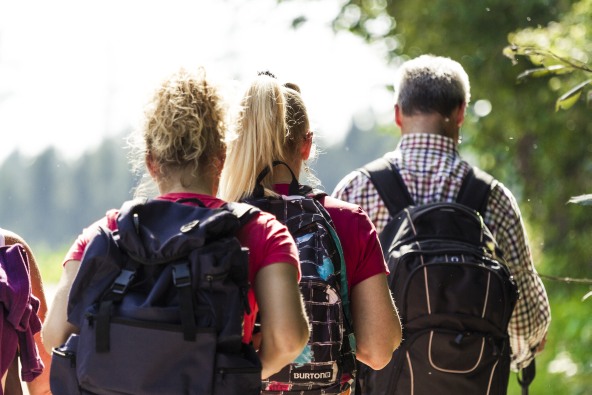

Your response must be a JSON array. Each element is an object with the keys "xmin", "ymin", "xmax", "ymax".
[
  {"xmin": 145, "ymin": 152, "xmax": 159, "ymax": 179},
  {"xmin": 214, "ymin": 150, "xmax": 226, "ymax": 175},
  {"xmin": 455, "ymin": 102, "xmax": 467, "ymax": 126},
  {"xmin": 300, "ymin": 132, "xmax": 313, "ymax": 161},
  {"xmin": 395, "ymin": 104, "xmax": 403, "ymax": 127}
]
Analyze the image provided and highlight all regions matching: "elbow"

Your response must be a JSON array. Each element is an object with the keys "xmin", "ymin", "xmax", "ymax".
[
  {"xmin": 278, "ymin": 321, "xmax": 310, "ymax": 361},
  {"xmin": 356, "ymin": 332, "xmax": 403, "ymax": 371},
  {"xmin": 261, "ymin": 321, "xmax": 310, "ymax": 377},
  {"xmin": 41, "ymin": 320, "xmax": 76, "ymax": 354},
  {"xmin": 40, "ymin": 326, "xmax": 60, "ymax": 354},
  {"xmin": 355, "ymin": 347, "xmax": 394, "ymax": 371}
]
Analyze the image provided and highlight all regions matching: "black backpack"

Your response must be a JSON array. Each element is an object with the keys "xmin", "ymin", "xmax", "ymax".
[
  {"xmin": 244, "ymin": 161, "xmax": 356, "ymax": 394},
  {"xmin": 358, "ymin": 158, "xmax": 519, "ymax": 395},
  {"xmin": 50, "ymin": 198, "xmax": 262, "ymax": 395}
]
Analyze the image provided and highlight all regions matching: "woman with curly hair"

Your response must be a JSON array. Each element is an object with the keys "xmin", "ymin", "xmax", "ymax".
[{"xmin": 42, "ymin": 68, "xmax": 310, "ymax": 383}]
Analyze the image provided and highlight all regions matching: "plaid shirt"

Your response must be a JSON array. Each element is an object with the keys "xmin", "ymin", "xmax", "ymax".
[{"xmin": 332, "ymin": 133, "xmax": 550, "ymax": 371}]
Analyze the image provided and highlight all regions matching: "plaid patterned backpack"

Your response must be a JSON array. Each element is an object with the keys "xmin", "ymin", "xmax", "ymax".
[{"xmin": 245, "ymin": 161, "xmax": 356, "ymax": 395}]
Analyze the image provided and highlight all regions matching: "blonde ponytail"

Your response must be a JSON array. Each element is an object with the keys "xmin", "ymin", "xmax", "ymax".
[{"xmin": 220, "ymin": 76, "xmax": 291, "ymax": 201}]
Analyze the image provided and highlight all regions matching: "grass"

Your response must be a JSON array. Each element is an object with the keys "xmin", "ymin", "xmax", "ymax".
[{"xmin": 33, "ymin": 244, "xmax": 70, "ymax": 286}]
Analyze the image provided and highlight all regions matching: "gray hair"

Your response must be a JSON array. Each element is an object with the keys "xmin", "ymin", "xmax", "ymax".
[{"xmin": 393, "ymin": 55, "xmax": 471, "ymax": 116}]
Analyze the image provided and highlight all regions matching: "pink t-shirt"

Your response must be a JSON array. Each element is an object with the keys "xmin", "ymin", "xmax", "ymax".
[
  {"xmin": 63, "ymin": 193, "xmax": 300, "ymax": 343},
  {"xmin": 274, "ymin": 185, "xmax": 388, "ymax": 291}
]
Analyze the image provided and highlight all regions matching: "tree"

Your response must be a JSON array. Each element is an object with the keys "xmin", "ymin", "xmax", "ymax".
[
  {"xmin": 504, "ymin": 0, "xmax": 592, "ymax": 112},
  {"xmin": 324, "ymin": 1, "xmax": 591, "ymax": 393}
]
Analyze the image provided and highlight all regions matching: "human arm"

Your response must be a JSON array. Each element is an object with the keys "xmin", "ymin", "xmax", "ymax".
[
  {"xmin": 486, "ymin": 185, "xmax": 551, "ymax": 371},
  {"xmin": 350, "ymin": 273, "xmax": 402, "ymax": 369},
  {"xmin": 253, "ymin": 263, "xmax": 309, "ymax": 379},
  {"xmin": 3, "ymin": 231, "xmax": 52, "ymax": 395},
  {"xmin": 338, "ymin": 203, "xmax": 401, "ymax": 369},
  {"xmin": 320, "ymin": 196, "xmax": 402, "ymax": 369},
  {"xmin": 41, "ymin": 259, "xmax": 80, "ymax": 354}
]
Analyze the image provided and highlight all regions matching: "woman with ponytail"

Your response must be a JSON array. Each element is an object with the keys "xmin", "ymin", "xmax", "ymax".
[{"xmin": 220, "ymin": 73, "xmax": 402, "ymax": 393}]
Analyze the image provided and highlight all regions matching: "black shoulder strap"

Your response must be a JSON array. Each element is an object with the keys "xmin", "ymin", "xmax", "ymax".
[
  {"xmin": 518, "ymin": 359, "xmax": 536, "ymax": 395},
  {"xmin": 226, "ymin": 202, "xmax": 261, "ymax": 227},
  {"xmin": 361, "ymin": 157, "xmax": 414, "ymax": 217},
  {"xmin": 456, "ymin": 167, "xmax": 494, "ymax": 217},
  {"xmin": 253, "ymin": 160, "xmax": 301, "ymax": 198}
]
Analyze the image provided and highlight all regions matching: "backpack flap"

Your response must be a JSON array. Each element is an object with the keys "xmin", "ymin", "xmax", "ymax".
[
  {"xmin": 400, "ymin": 202, "xmax": 486, "ymax": 246},
  {"xmin": 116, "ymin": 198, "xmax": 242, "ymax": 264}
]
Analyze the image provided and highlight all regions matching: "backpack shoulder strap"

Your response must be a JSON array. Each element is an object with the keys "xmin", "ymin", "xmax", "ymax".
[
  {"xmin": 456, "ymin": 167, "xmax": 494, "ymax": 217},
  {"xmin": 226, "ymin": 202, "xmax": 261, "ymax": 227},
  {"xmin": 361, "ymin": 157, "xmax": 414, "ymax": 217}
]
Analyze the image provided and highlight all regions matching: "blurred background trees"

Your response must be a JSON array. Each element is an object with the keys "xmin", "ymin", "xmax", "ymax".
[{"xmin": 0, "ymin": 0, "xmax": 590, "ymax": 393}]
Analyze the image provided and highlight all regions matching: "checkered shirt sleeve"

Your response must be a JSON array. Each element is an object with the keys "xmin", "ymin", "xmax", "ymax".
[
  {"xmin": 331, "ymin": 134, "xmax": 550, "ymax": 371},
  {"xmin": 485, "ymin": 183, "xmax": 551, "ymax": 370}
]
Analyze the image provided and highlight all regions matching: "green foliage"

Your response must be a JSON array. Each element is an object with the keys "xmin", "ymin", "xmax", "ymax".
[
  {"xmin": 504, "ymin": 286, "xmax": 592, "ymax": 395},
  {"xmin": 331, "ymin": 0, "xmax": 592, "ymax": 277},
  {"xmin": 504, "ymin": 0, "xmax": 592, "ymax": 111},
  {"xmin": 503, "ymin": 44, "xmax": 592, "ymax": 111},
  {"xmin": 327, "ymin": 0, "xmax": 592, "ymax": 392},
  {"xmin": 34, "ymin": 244, "xmax": 71, "ymax": 285}
]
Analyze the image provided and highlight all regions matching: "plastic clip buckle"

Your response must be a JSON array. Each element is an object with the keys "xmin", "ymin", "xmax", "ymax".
[
  {"xmin": 111, "ymin": 269, "xmax": 136, "ymax": 295},
  {"xmin": 173, "ymin": 263, "xmax": 191, "ymax": 287}
]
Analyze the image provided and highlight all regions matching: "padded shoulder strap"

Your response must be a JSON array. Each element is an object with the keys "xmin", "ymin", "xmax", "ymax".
[
  {"xmin": 226, "ymin": 202, "xmax": 261, "ymax": 227},
  {"xmin": 456, "ymin": 167, "xmax": 494, "ymax": 217},
  {"xmin": 361, "ymin": 157, "xmax": 414, "ymax": 217}
]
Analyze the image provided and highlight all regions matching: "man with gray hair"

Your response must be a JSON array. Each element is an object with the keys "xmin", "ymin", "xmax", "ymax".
[{"xmin": 332, "ymin": 54, "xmax": 550, "ymax": 394}]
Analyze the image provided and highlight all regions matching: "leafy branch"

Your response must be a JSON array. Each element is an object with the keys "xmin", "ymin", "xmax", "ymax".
[{"xmin": 503, "ymin": 45, "xmax": 592, "ymax": 111}]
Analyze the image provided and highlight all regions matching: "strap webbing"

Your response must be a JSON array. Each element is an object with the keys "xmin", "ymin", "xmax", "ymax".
[
  {"xmin": 518, "ymin": 359, "xmax": 536, "ymax": 395},
  {"xmin": 173, "ymin": 262, "xmax": 197, "ymax": 341},
  {"xmin": 456, "ymin": 167, "xmax": 494, "ymax": 217},
  {"xmin": 361, "ymin": 158, "xmax": 413, "ymax": 217}
]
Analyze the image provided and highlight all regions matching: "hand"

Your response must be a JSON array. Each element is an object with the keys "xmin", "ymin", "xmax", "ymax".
[{"xmin": 535, "ymin": 332, "xmax": 547, "ymax": 354}]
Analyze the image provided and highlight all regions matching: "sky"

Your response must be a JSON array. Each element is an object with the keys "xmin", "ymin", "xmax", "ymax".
[{"xmin": 0, "ymin": 0, "xmax": 395, "ymax": 164}]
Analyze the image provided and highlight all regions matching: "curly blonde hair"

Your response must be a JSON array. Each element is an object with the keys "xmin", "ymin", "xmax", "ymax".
[{"xmin": 129, "ymin": 67, "xmax": 227, "ymax": 196}]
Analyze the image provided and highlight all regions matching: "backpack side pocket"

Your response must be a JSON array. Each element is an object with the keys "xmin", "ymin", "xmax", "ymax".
[{"xmin": 50, "ymin": 334, "xmax": 81, "ymax": 395}]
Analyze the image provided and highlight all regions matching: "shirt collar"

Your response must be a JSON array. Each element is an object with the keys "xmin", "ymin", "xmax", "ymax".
[{"xmin": 396, "ymin": 133, "xmax": 458, "ymax": 156}]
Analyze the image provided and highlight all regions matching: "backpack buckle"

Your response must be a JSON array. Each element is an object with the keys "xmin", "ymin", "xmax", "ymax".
[
  {"xmin": 111, "ymin": 269, "xmax": 136, "ymax": 295},
  {"xmin": 173, "ymin": 263, "xmax": 191, "ymax": 287}
]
